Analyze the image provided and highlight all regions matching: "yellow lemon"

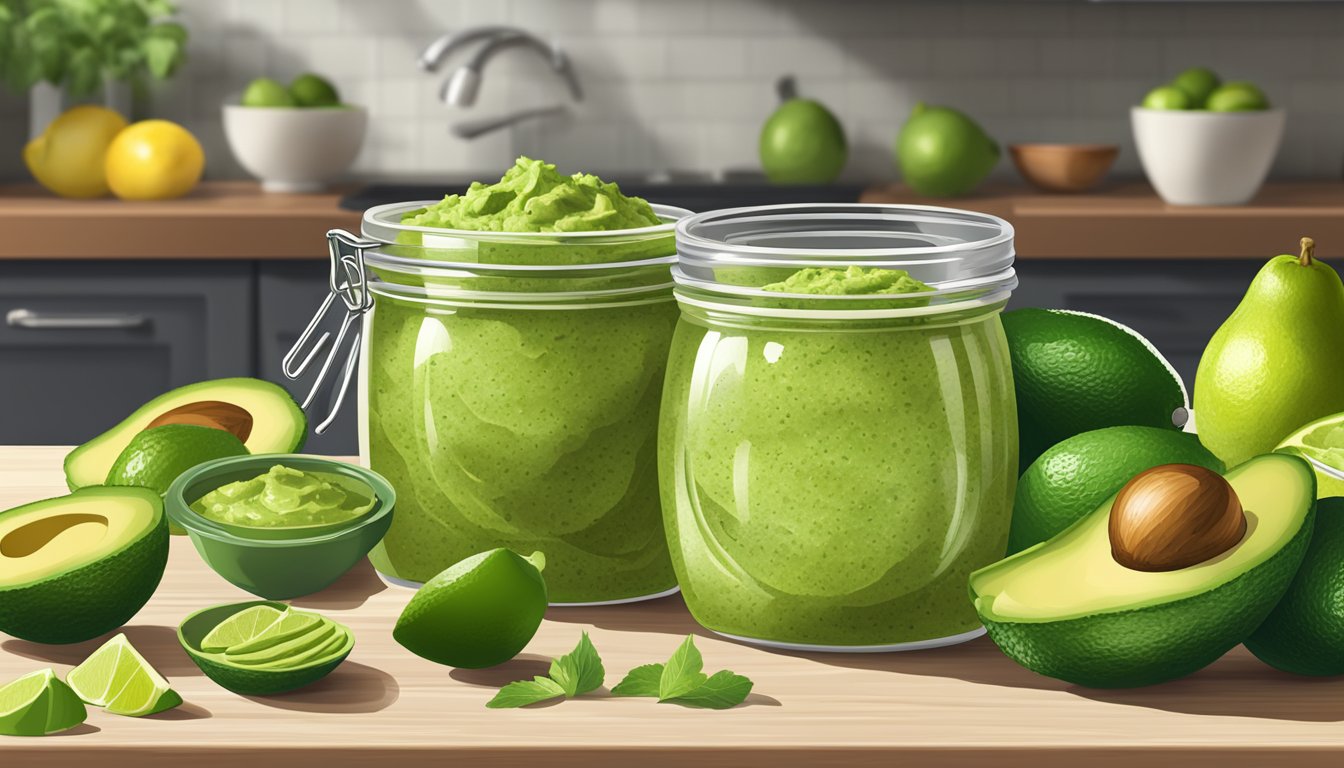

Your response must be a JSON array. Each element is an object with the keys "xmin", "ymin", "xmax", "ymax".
[
  {"xmin": 105, "ymin": 120, "xmax": 205, "ymax": 200},
  {"xmin": 23, "ymin": 105, "xmax": 128, "ymax": 198}
]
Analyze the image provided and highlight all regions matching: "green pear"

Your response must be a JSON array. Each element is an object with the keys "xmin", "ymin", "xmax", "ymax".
[
  {"xmin": 895, "ymin": 103, "xmax": 999, "ymax": 197},
  {"xmin": 1195, "ymin": 237, "xmax": 1344, "ymax": 467}
]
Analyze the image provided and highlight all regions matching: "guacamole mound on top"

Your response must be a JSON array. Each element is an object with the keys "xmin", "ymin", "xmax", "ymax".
[
  {"xmin": 401, "ymin": 156, "xmax": 662, "ymax": 233},
  {"xmin": 762, "ymin": 265, "xmax": 933, "ymax": 295}
]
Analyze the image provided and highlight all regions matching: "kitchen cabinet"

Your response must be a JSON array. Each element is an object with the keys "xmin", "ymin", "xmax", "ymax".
[
  {"xmin": 1009, "ymin": 259, "xmax": 1260, "ymax": 391},
  {"xmin": 0, "ymin": 261, "xmax": 252, "ymax": 444},
  {"xmin": 257, "ymin": 261, "xmax": 359, "ymax": 455}
]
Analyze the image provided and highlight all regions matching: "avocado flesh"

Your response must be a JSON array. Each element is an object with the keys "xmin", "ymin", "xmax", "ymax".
[
  {"xmin": 0, "ymin": 487, "xmax": 168, "ymax": 644},
  {"xmin": 971, "ymin": 454, "xmax": 1315, "ymax": 687},
  {"xmin": 64, "ymin": 378, "xmax": 306, "ymax": 490}
]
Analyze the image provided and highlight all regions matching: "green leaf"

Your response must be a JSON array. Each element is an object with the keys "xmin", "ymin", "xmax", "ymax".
[
  {"xmin": 611, "ymin": 663, "xmax": 663, "ymax": 698},
  {"xmin": 485, "ymin": 676, "xmax": 565, "ymax": 709},
  {"xmin": 141, "ymin": 34, "xmax": 178, "ymax": 78},
  {"xmin": 548, "ymin": 631, "xmax": 604, "ymax": 698},
  {"xmin": 658, "ymin": 635, "xmax": 707, "ymax": 701},
  {"xmin": 668, "ymin": 670, "xmax": 754, "ymax": 710}
]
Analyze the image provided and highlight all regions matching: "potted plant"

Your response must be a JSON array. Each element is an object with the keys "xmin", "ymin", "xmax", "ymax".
[{"xmin": 0, "ymin": 0, "xmax": 188, "ymax": 137}]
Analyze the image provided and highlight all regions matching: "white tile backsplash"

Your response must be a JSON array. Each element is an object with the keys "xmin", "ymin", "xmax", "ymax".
[{"xmin": 9, "ymin": 0, "xmax": 1344, "ymax": 183}]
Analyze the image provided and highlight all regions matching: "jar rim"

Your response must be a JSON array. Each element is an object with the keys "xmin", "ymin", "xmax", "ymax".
[{"xmin": 362, "ymin": 200, "xmax": 691, "ymax": 250}]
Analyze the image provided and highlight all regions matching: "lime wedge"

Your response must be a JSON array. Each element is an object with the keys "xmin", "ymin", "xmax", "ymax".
[
  {"xmin": 0, "ymin": 669, "xmax": 87, "ymax": 736},
  {"xmin": 67, "ymin": 634, "xmax": 181, "ymax": 717},
  {"xmin": 223, "ymin": 609, "xmax": 321, "ymax": 655},
  {"xmin": 223, "ymin": 622, "xmax": 337, "ymax": 667},
  {"xmin": 1278, "ymin": 411, "xmax": 1344, "ymax": 497},
  {"xmin": 200, "ymin": 604, "xmax": 283, "ymax": 652}
]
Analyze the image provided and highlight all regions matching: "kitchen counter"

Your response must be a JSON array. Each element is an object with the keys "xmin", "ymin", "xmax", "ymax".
[
  {"xmin": 4, "ymin": 180, "xmax": 1344, "ymax": 260},
  {"xmin": 2, "ymin": 447, "xmax": 1343, "ymax": 767}
]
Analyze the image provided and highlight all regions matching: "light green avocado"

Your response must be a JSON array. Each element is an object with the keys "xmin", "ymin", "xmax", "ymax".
[
  {"xmin": 971, "ymin": 454, "xmax": 1315, "ymax": 688},
  {"xmin": 1195, "ymin": 240, "xmax": 1344, "ymax": 468},
  {"xmin": 65, "ymin": 378, "xmax": 306, "ymax": 490},
  {"xmin": 0, "ymin": 486, "xmax": 168, "ymax": 644},
  {"xmin": 222, "ymin": 622, "xmax": 338, "ymax": 667}
]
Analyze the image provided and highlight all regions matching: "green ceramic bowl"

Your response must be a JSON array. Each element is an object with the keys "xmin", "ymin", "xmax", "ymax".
[
  {"xmin": 178, "ymin": 600, "xmax": 354, "ymax": 695},
  {"xmin": 166, "ymin": 454, "xmax": 395, "ymax": 600}
]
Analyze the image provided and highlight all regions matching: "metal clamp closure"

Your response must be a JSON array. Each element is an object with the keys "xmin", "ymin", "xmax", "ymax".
[{"xmin": 282, "ymin": 229, "xmax": 376, "ymax": 435}]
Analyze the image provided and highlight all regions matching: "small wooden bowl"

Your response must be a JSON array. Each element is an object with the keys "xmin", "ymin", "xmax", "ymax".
[{"xmin": 1009, "ymin": 143, "xmax": 1119, "ymax": 193}]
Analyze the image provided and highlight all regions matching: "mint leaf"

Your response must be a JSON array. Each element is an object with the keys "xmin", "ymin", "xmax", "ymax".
[
  {"xmin": 486, "ymin": 676, "xmax": 566, "ymax": 709},
  {"xmin": 548, "ymin": 631, "xmax": 604, "ymax": 697},
  {"xmin": 658, "ymin": 635, "xmax": 707, "ymax": 701},
  {"xmin": 611, "ymin": 663, "xmax": 663, "ymax": 697},
  {"xmin": 669, "ymin": 670, "xmax": 754, "ymax": 710}
]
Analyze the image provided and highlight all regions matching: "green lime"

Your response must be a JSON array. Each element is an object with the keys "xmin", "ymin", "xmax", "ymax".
[
  {"xmin": 1206, "ymin": 81, "xmax": 1269, "ymax": 112},
  {"xmin": 67, "ymin": 633, "xmax": 180, "ymax": 717},
  {"xmin": 1245, "ymin": 498, "xmax": 1344, "ymax": 675},
  {"xmin": 107, "ymin": 424, "xmax": 249, "ymax": 495},
  {"xmin": 289, "ymin": 73, "xmax": 341, "ymax": 108},
  {"xmin": 1010, "ymin": 426, "xmax": 1224, "ymax": 553},
  {"xmin": 179, "ymin": 601, "xmax": 354, "ymax": 696},
  {"xmin": 1171, "ymin": 67, "xmax": 1220, "ymax": 107},
  {"xmin": 199, "ymin": 604, "xmax": 283, "ymax": 652},
  {"xmin": 1142, "ymin": 85, "xmax": 1192, "ymax": 110},
  {"xmin": 0, "ymin": 669, "xmax": 86, "ymax": 736},
  {"xmin": 759, "ymin": 98, "xmax": 847, "ymax": 184},
  {"xmin": 222, "ymin": 608, "xmax": 321, "ymax": 655},
  {"xmin": 1277, "ymin": 412, "xmax": 1344, "ymax": 498},
  {"xmin": 241, "ymin": 77, "xmax": 295, "ymax": 108},
  {"xmin": 394, "ymin": 549, "xmax": 548, "ymax": 669},
  {"xmin": 1001, "ymin": 308, "xmax": 1187, "ymax": 472}
]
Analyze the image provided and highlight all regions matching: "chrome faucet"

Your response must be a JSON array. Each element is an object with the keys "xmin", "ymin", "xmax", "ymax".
[{"xmin": 419, "ymin": 26, "xmax": 583, "ymax": 138}]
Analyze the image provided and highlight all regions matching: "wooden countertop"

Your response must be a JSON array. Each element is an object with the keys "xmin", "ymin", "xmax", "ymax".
[
  {"xmin": 2, "ymin": 447, "xmax": 1343, "ymax": 766},
  {"xmin": 0, "ymin": 182, "xmax": 360, "ymax": 259},
  {"xmin": 4, "ymin": 180, "xmax": 1344, "ymax": 261}
]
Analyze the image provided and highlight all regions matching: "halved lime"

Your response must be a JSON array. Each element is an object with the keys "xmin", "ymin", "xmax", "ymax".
[
  {"xmin": 222, "ymin": 609, "xmax": 321, "ymax": 655},
  {"xmin": 393, "ymin": 548, "xmax": 548, "ymax": 669},
  {"xmin": 0, "ymin": 669, "xmax": 87, "ymax": 736},
  {"xmin": 199, "ymin": 604, "xmax": 283, "ymax": 652},
  {"xmin": 223, "ymin": 622, "xmax": 337, "ymax": 667},
  {"xmin": 67, "ymin": 633, "xmax": 181, "ymax": 717},
  {"xmin": 1278, "ymin": 412, "xmax": 1344, "ymax": 498}
]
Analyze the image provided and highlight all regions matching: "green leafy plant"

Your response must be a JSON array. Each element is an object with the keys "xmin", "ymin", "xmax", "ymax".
[{"xmin": 0, "ymin": 0, "xmax": 187, "ymax": 97}]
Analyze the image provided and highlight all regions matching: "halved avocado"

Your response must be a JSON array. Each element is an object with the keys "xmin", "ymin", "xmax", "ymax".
[
  {"xmin": 0, "ymin": 486, "xmax": 169, "ymax": 644},
  {"xmin": 64, "ymin": 378, "xmax": 306, "ymax": 490},
  {"xmin": 969, "ymin": 454, "xmax": 1315, "ymax": 688}
]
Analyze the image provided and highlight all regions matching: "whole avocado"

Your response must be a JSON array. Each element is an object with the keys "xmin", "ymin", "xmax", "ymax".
[{"xmin": 895, "ymin": 103, "xmax": 999, "ymax": 197}]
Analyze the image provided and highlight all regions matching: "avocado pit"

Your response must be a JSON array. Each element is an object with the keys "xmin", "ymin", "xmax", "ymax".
[
  {"xmin": 146, "ymin": 401, "xmax": 254, "ymax": 443},
  {"xmin": 1108, "ymin": 463, "xmax": 1246, "ymax": 572}
]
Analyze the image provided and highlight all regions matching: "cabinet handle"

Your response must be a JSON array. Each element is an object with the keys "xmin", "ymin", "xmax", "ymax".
[{"xmin": 6, "ymin": 308, "xmax": 149, "ymax": 330}]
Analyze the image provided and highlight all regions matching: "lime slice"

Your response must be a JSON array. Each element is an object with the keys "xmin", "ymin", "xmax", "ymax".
[
  {"xmin": 393, "ymin": 548, "xmax": 548, "ymax": 668},
  {"xmin": 67, "ymin": 633, "xmax": 181, "ymax": 717},
  {"xmin": 222, "ymin": 609, "xmax": 321, "ymax": 655},
  {"xmin": 1278, "ymin": 412, "xmax": 1344, "ymax": 497},
  {"xmin": 0, "ymin": 669, "xmax": 87, "ymax": 736},
  {"xmin": 254, "ymin": 628, "xmax": 350, "ymax": 670},
  {"xmin": 200, "ymin": 604, "xmax": 284, "ymax": 652},
  {"xmin": 222, "ymin": 621, "xmax": 337, "ymax": 667}
]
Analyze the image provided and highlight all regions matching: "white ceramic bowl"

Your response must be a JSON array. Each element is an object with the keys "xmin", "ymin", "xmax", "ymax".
[
  {"xmin": 1131, "ymin": 107, "xmax": 1284, "ymax": 206},
  {"xmin": 223, "ymin": 104, "xmax": 368, "ymax": 193}
]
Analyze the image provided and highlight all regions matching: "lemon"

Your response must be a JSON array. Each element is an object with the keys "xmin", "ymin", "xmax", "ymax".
[
  {"xmin": 1277, "ymin": 412, "xmax": 1344, "ymax": 498},
  {"xmin": 105, "ymin": 119, "xmax": 205, "ymax": 200},
  {"xmin": 394, "ymin": 549, "xmax": 547, "ymax": 669},
  {"xmin": 67, "ymin": 633, "xmax": 181, "ymax": 717},
  {"xmin": 23, "ymin": 105, "xmax": 128, "ymax": 198},
  {"xmin": 0, "ymin": 669, "xmax": 87, "ymax": 736}
]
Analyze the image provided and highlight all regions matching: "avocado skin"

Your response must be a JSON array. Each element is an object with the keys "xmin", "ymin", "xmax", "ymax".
[
  {"xmin": 978, "ymin": 506, "xmax": 1314, "ymax": 688},
  {"xmin": 1245, "ymin": 498, "xmax": 1344, "ymax": 675},
  {"xmin": 0, "ymin": 487, "xmax": 169, "ymax": 644}
]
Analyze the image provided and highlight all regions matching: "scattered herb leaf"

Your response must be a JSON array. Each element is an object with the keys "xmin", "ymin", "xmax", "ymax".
[
  {"xmin": 658, "ymin": 635, "xmax": 708, "ymax": 701},
  {"xmin": 611, "ymin": 663, "xmax": 664, "ymax": 698},
  {"xmin": 669, "ymin": 670, "xmax": 754, "ymax": 710},
  {"xmin": 549, "ymin": 631, "xmax": 605, "ymax": 698},
  {"xmin": 486, "ymin": 676, "xmax": 566, "ymax": 709}
]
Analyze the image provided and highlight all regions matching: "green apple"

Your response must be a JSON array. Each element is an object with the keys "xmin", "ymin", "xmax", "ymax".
[
  {"xmin": 241, "ymin": 78, "xmax": 295, "ymax": 108},
  {"xmin": 759, "ymin": 98, "xmax": 847, "ymax": 184},
  {"xmin": 1207, "ymin": 81, "xmax": 1269, "ymax": 112},
  {"xmin": 290, "ymin": 73, "xmax": 341, "ymax": 108},
  {"xmin": 1142, "ymin": 85, "xmax": 1193, "ymax": 111},
  {"xmin": 1171, "ymin": 67, "xmax": 1221, "ymax": 107},
  {"xmin": 894, "ymin": 103, "xmax": 999, "ymax": 197}
]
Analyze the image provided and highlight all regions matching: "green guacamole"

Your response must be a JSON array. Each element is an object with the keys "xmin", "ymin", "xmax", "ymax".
[
  {"xmin": 191, "ymin": 465, "xmax": 376, "ymax": 529},
  {"xmin": 763, "ymin": 266, "xmax": 932, "ymax": 295},
  {"xmin": 401, "ymin": 156, "xmax": 661, "ymax": 233}
]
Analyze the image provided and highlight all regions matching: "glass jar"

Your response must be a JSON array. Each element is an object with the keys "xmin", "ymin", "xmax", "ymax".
[
  {"xmin": 661, "ymin": 204, "xmax": 1019, "ymax": 649},
  {"xmin": 350, "ymin": 201, "xmax": 692, "ymax": 605}
]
